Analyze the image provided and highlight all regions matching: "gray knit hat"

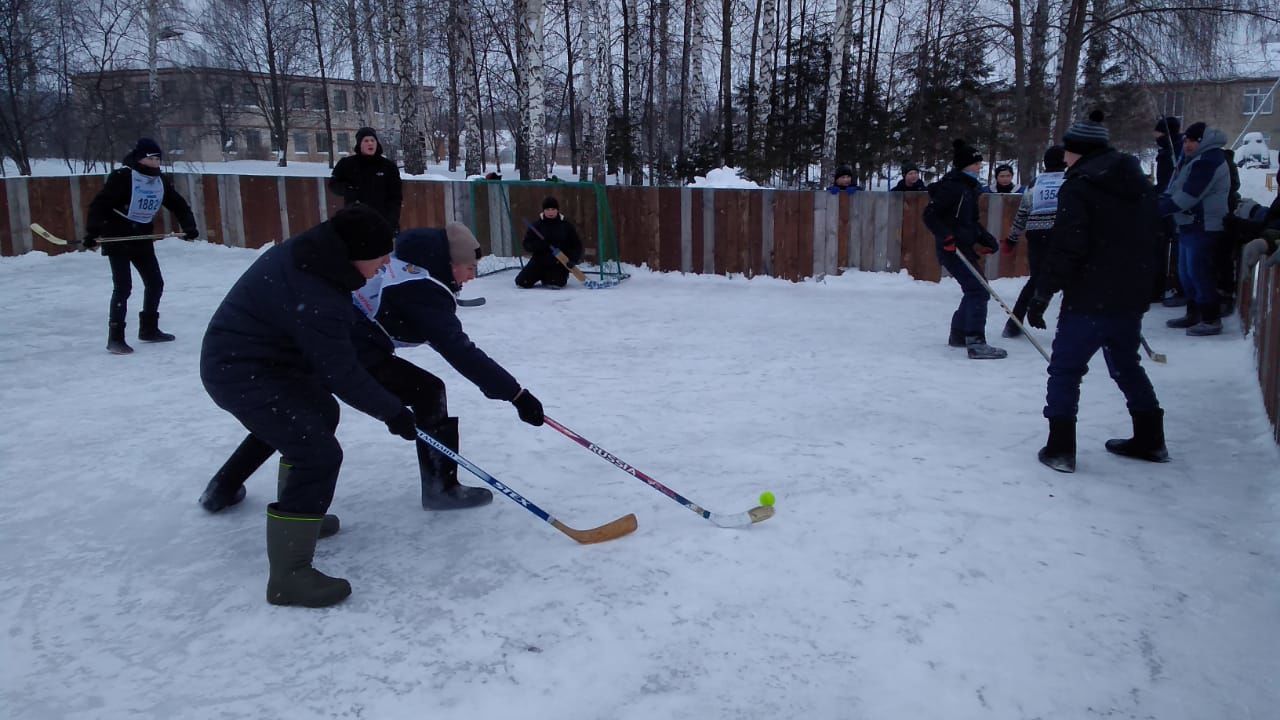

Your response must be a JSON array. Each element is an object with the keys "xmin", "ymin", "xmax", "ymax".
[{"xmin": 1063, "ymin": 110, "xmax": 1110, "ymax": 154}]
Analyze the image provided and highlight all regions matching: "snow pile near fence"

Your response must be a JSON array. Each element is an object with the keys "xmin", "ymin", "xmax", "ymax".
[{"xmin": 688, "ymin": 167, "xmax": 761, "ymax": 189}]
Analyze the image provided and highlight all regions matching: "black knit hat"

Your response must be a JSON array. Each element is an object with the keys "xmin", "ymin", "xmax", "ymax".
[
  {"xmin": 1184, "ymin": 122, "xmax": 1207, "ymax": 142},
  {"xmin": 994, "ymin": 163, "xmax": 1014, "ymax": 176},
  {"xmin": 1043, "ymin": 145, "xmax": 1067, "ymax": 172},
  {"xmin": 1063, "ymin": 110, "xmax": 1110, "ymax": 154},
  {"xmin": 134, "ymin": 137, "xmax": 162, "ymax": 158},
  {"xmin": 330, "ymin": 204, "xmax": 393, "ymax": 261},
  {"xmin": 952, "ymin": 139, "xmax": 982, "ymax": 169},
  {"xmin": 1154, "ymin": 116, "xmax": 1181, "ymax": 135},
  {"xmin": 355, "ymin": 127, "xmax": 378, "ymax": 142},
  {"xmin": 901, "ymin": 162, "xmax": 920, "ymax": 174},
  {"xmin": 542, "ymin": 196, "xmax": 559, "ymax": 210},
  {"xmin": 833, "ymin": 165, "xmax": 854, "ymax": 182}
]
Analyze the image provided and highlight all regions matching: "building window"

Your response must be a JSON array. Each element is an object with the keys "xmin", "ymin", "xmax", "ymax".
[
  {"xmin": 333, "ymin": 89, "xmax": 347, "ymax": 111},
  {"xmin": 245, "ymin": 130, "xmax": 263, "ymax": 152},
  {"xmin": 161, "ymin": 80, "xmax": 177, "ymax": 97},
  {"xmin": 216, "ymin": 83, "xmax": 233, "ymax": 105},
  {"xmin": 242, "ymin": 84, "xmax": 257, "ymax": 106},
  {"xmin": 354, "ymin": 93, "xmax": 365, "ymax": 112},
  {"xmin": 136, "ymin": 83, "xmax": 150, "ymax": 105},
  {"xmin": 316, "ymin": 132, "xmax": 331, "ymax": 153},
  {"xmin": 165, "ymin": 127, "xmax": 183, "ymax": 154},
  {"xmin": 290, "ymin": 90, "xmax": 307, "ymax": 110},
  {"xmin": 221, "ymin": 130, "xmax": 237, "ymax": 153},
  {"xmin": 1162, "ymin": 90, "xmax": 1184, "ymax": 121},
  {"xmin": 293, "ymin": 132, "xmax": 310, "ymax": 154},
  {"xmin": 1243, "ymin": 87, "xmax": 1275, "ymax": 116},
  {"xmin": 372, "ymin": 95, "xmax": 381, "ymax": 113},
  {"xmin": 336, "ymin": 132, "xmax": 350, "ymax": 153}
]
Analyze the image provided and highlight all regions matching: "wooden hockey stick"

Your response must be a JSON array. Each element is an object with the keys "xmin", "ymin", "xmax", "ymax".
[
  {"xmin": 30, "ymin": 223, "xmax": 201, "ymax": 246},
  {"xmin": 522, "ymin": 219, "xmax": 588, "ymax": 282}
]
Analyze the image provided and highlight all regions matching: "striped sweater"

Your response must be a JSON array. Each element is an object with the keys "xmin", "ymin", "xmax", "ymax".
[{"xmin": 1008, "ymin": 171, "xmax": 1065, "ymax": 242}]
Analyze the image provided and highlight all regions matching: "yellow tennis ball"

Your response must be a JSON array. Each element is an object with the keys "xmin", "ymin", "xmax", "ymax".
[{"xmin": 759, "ymin": 491, "xmax": 775, "ymax": 507}]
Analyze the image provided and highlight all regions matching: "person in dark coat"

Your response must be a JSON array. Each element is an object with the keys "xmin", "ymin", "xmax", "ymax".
[
  {"xmin": 85, "ymin": 137, "xmax": 199, "ymax": 354},
  {"xmin": 200, "ymin": 223, "xmax": 546, "ymax": 514},
  {"xmin": 515, "ymin": 196, "xmax": 584, "ymax": 288},
  {"xmin": 827, "ymin": 164, "xmax": 861, "ymax": 194},
  {"xmin": 991, "ymin": 164, "xmax": 1020, "ymax": 193},
  {"xmin": 1002, "ymin": 146, "xmax": 1067, "ymax": 338},
  {"xmin": 923, "ymin": 138, "xmax": 1005, "ymax": 359},
  {"xmin": 200, "ymin": 205, "xmax": 413, "ymax": 608},
  {"xmin": 1025, "ymin": 110, "xmax": 1166, "ymax": 474},
  {"xmin": 328, "ymin": 127, "xmax": 403, "ymax": 230},
  {"xmin": 1153, "ymin": 116, "xmax": 1184, "ymax": 305},
  {"xmin": 891, "ymin": 163, "xmax": 926, "ymax": 191}
]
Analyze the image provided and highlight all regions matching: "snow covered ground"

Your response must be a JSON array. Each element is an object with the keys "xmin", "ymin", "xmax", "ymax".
[{"xmin": 1, "ymin": 240, "xmax": 1278, "ymax": 719}]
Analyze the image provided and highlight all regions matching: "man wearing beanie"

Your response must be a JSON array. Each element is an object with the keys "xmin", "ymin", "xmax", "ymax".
[
  {"xmin": 828, "ymin": 165, "xmax": 861, "ymax": 194},
  {"xmin": 198, "ymin": 221, "xmax": 547, "ymax": 515},
  {"xmin": 1157, "ymin": 121, "xmax": 1231, "ymax": 335},
  {"xmin": 516, "ymin": 195, "xmax": 584, "ymax": 288},
  {"xmin": 1025, "ymin": 110, "xmax": 1168, "ymax": 473},
  {"xmin": 85, "ymin": 137, "xmax": 200, "ymax": 354},
  {"xmin": 1153, "ymin": 116, "xmax": 1184, "ymax": 305},
  {"xmin": 1002, "ymin": 145, "xmax": 1067, "ymax": 338},
  {"xmin": 329, "ymin": 126, "xmax": 404, "ymax": 230},
  {"xmin": 891, "ymin": 163, "xmax": 926, "ymax": 191},
  {"xmin": 200, "ymin": 205, "xmax": 415, "ymax": 608},
  {"xmin": 922, "ymin": 138, "xmax": 1007, "ymax": 359}
]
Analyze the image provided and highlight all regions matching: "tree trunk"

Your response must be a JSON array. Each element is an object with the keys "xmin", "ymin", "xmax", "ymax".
[
  {"xmin": 447, "ymin": 0, "xmax": 461, "ymax": 170},
  {"xmin": 308, "ymin": 0, "xmax": 337, "ymax": 169},
  {"xmin": 820, "ymin": 0, "xmax": 850, "ymax": 182},
  {"xmin": 458, "ymin": 0, "xmax": 482, "ymax": 176},
  {"xmin": 581, "ymin": 0, "xmax": 608, "ymax": 180},
  {"xmin": 624, "ymin": 0, "xmax": 644, "ymax": 183},
  {"xmin": 392, "ymin": 1, "xmax": 423, "ymax": 173},
  {"xmin": 1052, "ymin": 0, "xmax": 1088, "ymax": 142},
  {"xmin": 655, "ymin": 0, "xmax": 671, "ymax": 180},
  {"xmin": 522, "ymin": 0, "xmax": 548, "ymax": 178},
  {"xmin": 567, "ymin": 0, "xmax": 580, "ymax": 176},
  {"xmin": 719, "ymin": 0, "xmax": 732, "ymax": 166},
  {"xmin": 348, "ymin": 0, "xmax": 369, "ymax": 127}
]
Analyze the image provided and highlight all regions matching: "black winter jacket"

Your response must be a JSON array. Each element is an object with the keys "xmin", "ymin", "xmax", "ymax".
[
  {"xmin": 86, "ymin": 152, "xmax": 196, "ymax": 256},
  {"xmin": 351, "ymin": 228, "xmax": 521, "ymax": 401},
  {"xmin": 1039, "ymin": 148, "xmax": 1159, "ymax": 315},
  {"xmin": 924, "ymin": 169, "xmax": 994, "ymax": 251},
  {"xmin": 522, "ymin": 215, "xmax": 583, "ymax": 264},
  {"xmin": 891, "ymin": 178, "xmax": 927, "ymax": 191},
  {"xmin": 328, "ymin": 141, "xmax": 403, "ymax": 229},
  {"xmin": 1154, "ymin": 133, "xmax": 1182, "ymax": 193},
  {"xmin": 200, "ymin": 222, "xmax": 404, "ymax": 421}
]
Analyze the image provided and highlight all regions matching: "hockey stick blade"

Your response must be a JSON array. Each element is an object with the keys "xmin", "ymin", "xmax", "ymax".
[
  {"xmin": 456, "ymin": 296, "xmax": 487, "ymax": 307},
  {"xmin": 413, "ymin": 427, "xmax": 636, "ymax": 544},
  {"xmin": 30, "ymin": 223, "xmax": 67, "ymax": 245},
  {"xmin": 1140, "ymin": 335, "xmax": 1167, "ymax": 364},
  {"xmin": 544, "ymin": 416, "xmax": 775, "ymax": 529}
]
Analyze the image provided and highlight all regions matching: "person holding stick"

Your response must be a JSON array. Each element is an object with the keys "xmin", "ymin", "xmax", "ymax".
[{"xmin": 515, "ymin": 196, "xmax": 584, "ymax": 288}]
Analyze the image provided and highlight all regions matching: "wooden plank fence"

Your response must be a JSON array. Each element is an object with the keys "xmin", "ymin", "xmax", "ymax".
[{"xmin": 3, "ymin": 171, "xmax": 1278, "ymax": 443}]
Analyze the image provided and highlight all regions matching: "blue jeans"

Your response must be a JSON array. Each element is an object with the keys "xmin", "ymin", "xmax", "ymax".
[
  {"xmin": 937, "ymin": 247, "xmax": 989, "ymax": 337},
  {"xmin": 1044, "ymin": 312, "xmax": 1160, "ymax": 420},
  {"xmin": 1176, "ymin": 227, "xmax": 1220, "ymax": 311}
]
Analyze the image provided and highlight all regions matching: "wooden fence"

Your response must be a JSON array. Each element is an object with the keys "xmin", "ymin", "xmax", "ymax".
[
  {"xmin": 1238, "ymin": 263, "xmax": 1280, "ymax": 444},
  {"xmin": 1, "ymin": 174, "xmax": 1030, "ymax": 282}
]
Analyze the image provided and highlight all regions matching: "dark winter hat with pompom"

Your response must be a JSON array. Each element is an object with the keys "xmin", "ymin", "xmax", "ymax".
[
  {"xmin": 902, "ymin": 162, "xmax": 920, "ymax": 174},
  {"xmin": 1063, "ymin": 110, "xmax": 1110, "ymax": 155},
  {"xmin": 330, "ymin": 204, "xmax": 394, "ymax": 260},
  {"xmin": 1043, "ymin": 145, "xmax": 1067, "ymax": 172},
  {"xmin": 1184, "ymin": 122, "xmax": 1207, "ymax": 142},
  {"xmin": 833, "ymin": 165, "xmax": 854, "ymax": 182},
  {"xmin": 1154, "ymin": 116, "xmax": 1181, "ymax": 136},
  {"xmin": 951, "ymin": 139, "xmax": 983, "ymax": 169},
  {"xmin": 542, "ymin": 196, "xmax": 560, "ymax": 210}
]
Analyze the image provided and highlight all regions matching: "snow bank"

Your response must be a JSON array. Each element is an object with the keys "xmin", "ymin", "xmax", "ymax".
[{"xmin": 688, "ymin": 166, "xmax": 762, "ymax": 189}]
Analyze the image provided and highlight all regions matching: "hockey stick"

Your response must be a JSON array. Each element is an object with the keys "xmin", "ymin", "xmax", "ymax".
[
  {"xmin": 521, "ymin": 219, "xmax": 588, "ymax": 282},
  {"xmin": 542, "ymin": 416, "xmax": 775, "ymax": 528},
  {"xmin": 952, "ymin": 249, "xmax": 1052, "ymax": 362},
  {"xmin": 1140, "ymin": 334, "xmax": 1167, "ymax": 364},
  {"xmin": 30, "ymin": 223, "xmax": 199, "ymax": 246},
  {"xmin": 413, "ymin": 427, "xmax": 636, "ymax": 544}
]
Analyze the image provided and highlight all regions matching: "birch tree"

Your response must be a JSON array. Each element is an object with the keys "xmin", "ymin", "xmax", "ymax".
[
  {"xmin": 520, "ymin": 0, "xmax": 547, "ymax": 178},
  {"xmin": 391, "ymin": 0, "xmax": 424, "ymax": 173}
]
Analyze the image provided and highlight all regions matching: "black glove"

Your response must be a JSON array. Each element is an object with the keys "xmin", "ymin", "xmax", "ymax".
[
  {"xmin": 82, "ymin": 235, "xmax": 98, "ymax": 249},
  {"xmin": 511, "ymin": 388, "xmax": 544, "ymax": 427},
  {"xmin": 182, "ymin": 227, "xmax": 199, "ymax": 241},
  {"xmin": 385, "ymin": 407, "xmax": 417, "ymax": 441},
  {"xmin": 1026, "ymin": 295, "xmax": 1050, "ymax": 330}
]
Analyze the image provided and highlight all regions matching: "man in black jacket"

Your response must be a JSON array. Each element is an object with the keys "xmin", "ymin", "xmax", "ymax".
[
  {"xmin": 328, "ymin": 127, "xmax": 403, "ymax": 230},
  {"xmin": 200, "ymin": 222, "xmax": 546, "ymax": 514},
  {"xmin": 85, "ymin": 137, "xmax": 199, "ymax": 354},
  {"xmin": 200, "ymin": 205, "xmax": 414, "ymax": 608},
  {"xmin": 1153, "ymin": 116, "xmax": 1183, "ymax": 305},
  {"xmin": 1026, "ymin": 111, "xmax": 1167, "ymax": 473},
  {"xmin": 890, "ymin": 163, "xmax": 926, "ymax": 191},
  {"xmin": 924, "ymin": 138, "xmax": 1006, "ymax": 359},
  {"xmin": 515, "ymin": 196, "xmax": 584, "ymax": 288}
]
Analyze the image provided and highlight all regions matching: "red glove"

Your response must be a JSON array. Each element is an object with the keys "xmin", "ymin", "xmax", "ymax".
[
  {"xmin": 974, "ymin": 243, "xmax": 996, "ymax": 256},
  {"xmin": 942, "ymin": 236, "xmax": 956, "ymax": 253},
  {"xmin": 1001, "ymin": 239, "xmax": 1016, "ymax": 256}
]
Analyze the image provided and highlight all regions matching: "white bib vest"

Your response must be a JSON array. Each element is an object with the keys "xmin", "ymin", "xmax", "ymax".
[
  {"xmin": 1029, "ymin": 172, "xmax": 1065, "ymax": 215},
  {"xmin": 125, "ymin": 169, "xmax": 164, "ymax": 223},
  {"xmin": 352, "ymin": 252, "xmax": 456, "ymax": 348}
]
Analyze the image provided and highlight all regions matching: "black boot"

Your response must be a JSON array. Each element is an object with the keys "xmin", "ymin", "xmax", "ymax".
[
  {"xmin": 199, "ymin": 435, "xmax": 274, "ymax": 513},
  {"xmin": 1165, "ymin": 304, "xmax": 1200, "ymax": 329},
  {"xmin": 1105, "ymin": 409, "xmax": 1170, "ymax": 463},
  {"xmin": 1001, "ymin": 318, "xmax": 1023, "ymax": 338},
  {"xmin": 1186, "ymin": 304, "xmax": 1222, "ymax": 336},
  {"xmin": 277, "ymin": 462, "xmax": 340, "ymax": 538},
  {"xmin": 265, "ymin": 503, "xmax": 351, "ymax": 607},
  {"xmin": 138, "ymin": 311, "xmax": 175, "ymax": 342},
  {"xmin": 107, "ymin": 322, "xmax": 133, "ymax": 355},
  {"xmin": 966, "ymin": 335, "xmax": 1008, "ymax": 359},
  {"xmin": 1038, "ymin": 418, "xmax": 1077, "ymax": 473},
  {"xmin": 420, "ymin": 417, "xmax": 493, "ymax": 510}
]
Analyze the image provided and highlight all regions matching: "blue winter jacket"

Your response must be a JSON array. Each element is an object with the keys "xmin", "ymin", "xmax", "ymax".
[
  {"xmin": 1159, "ymin": 127, "xmax": 1231, "ymax": 232},
  {"xmin": 200, "ymin": 222, "xmax": 405, "ymax": 421},
  {"xmin": 350, "ymin": 228, "xmax": 521, "ymax": 401}
]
